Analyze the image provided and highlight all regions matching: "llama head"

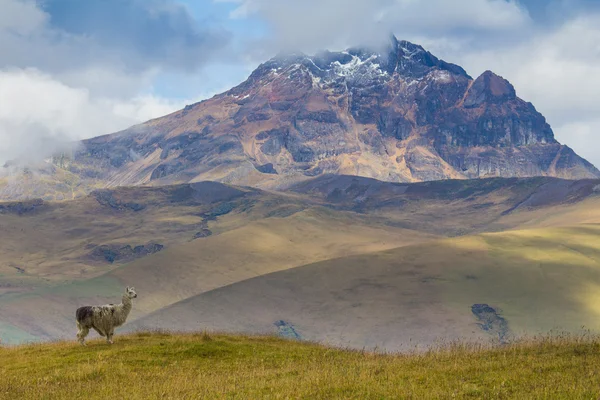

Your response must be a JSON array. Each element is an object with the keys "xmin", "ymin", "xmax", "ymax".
[{"xmin": 126, "ymin": 286, "xmax": 138, "ymax": 299}]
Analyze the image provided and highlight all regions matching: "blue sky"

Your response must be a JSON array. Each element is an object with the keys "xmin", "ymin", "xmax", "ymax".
[{"xmin": 0, "ymin": 0, "xmax": 599, "ymax": 166}]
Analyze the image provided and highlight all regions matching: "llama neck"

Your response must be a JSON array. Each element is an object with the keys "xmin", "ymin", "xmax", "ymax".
[{"xmin": 120, "ymin": 295, "xmax": 133, "ymax": 318}]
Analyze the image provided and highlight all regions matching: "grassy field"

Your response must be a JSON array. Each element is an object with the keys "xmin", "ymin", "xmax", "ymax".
[{"xmin": 2, "ymin": 332, "xmax": 600, "ymax": 399}]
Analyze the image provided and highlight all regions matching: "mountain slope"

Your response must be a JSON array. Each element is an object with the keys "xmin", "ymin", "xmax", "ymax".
[
  {"xmin": 1, "ymin": 37, "xmax": 596, "ymax": 201},
  {"xmin": 4, "ymin": 176, "xmax": 597, "ymax": 295},
  {"xmin": 2, "ymin": 175, "xmax": 596, "ymax": 292},
  {"xmin": 0, "ymin": 208, "xmax": 430, "ymax": 343},
  {"xmin": 289, "ymin": 175, "xmax": 600, "ymax": 235},
  {"xmin": 0, "ymin": 181, "xmax": 297, "ymax": 284},
  {"xmin": 131, "ymin": 224, "xmax": 600, "ymax": 351}
]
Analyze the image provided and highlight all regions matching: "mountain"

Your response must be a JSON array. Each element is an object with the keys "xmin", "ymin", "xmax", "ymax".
[{"xmin": 0, "ymin": 36, "xmax": 597, "ymax": 201}]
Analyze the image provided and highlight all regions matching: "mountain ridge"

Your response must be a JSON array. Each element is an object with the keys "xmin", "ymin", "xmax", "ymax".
[{"xmin": 0, "ymin": 36, "xmax": 597, "ymax": 200}]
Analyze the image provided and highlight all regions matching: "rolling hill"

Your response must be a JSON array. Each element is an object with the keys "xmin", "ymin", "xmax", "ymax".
[
  {"xmin": 1, "ymin": 176, "xmax": 599, "ymax": 346},
  {"xmin": 130, "ymin": 224, "xmax": 600, "ymax": 351},
  {"xmin": 0, "ymin": 179, "xmax": 433, "ymax": 343}
]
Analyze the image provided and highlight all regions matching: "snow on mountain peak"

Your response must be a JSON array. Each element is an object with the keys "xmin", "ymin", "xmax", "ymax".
[{"xmin": 235, "ymin": 36, "xmax": 472, "ymax": 99}]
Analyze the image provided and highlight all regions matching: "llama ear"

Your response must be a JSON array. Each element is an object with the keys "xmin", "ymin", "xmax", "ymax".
[{"xmin": 126, "ymin": 286, "xmax": 130, "ymax": 291}]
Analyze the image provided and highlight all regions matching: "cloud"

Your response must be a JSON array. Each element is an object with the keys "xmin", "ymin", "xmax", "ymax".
[
  {"xmin": 0, "ymin": 0, "xmax": 231, "ymax": 74},
  {"xmin": 220, "ymin": 0, "xmax": 531, "ymax": 54},
  {"xmin": 0, "ymin": 0, "xmax": 46, "ymax": 34},
  {"xmin": 0, "ymin": 68, "xmax": 190, "ymax": 164},
  {"xmin": 518, "ymin": 0, "xmax": 600, "ymax": 23},
  {"xmin": 0, "ymin": 0, "xmax": 234, "ymax": 165},
  {"xmin": 38, "ymin": 0, "xmax": 231, "ymax": 72}
]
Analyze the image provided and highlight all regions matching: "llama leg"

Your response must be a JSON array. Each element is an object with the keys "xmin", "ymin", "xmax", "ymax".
[
  {"xmin": 76, "ymin": 321, "xmax": 81, "ymax": 341},
  {"xmin": 107, "ymin": 330, "xmax": 114, "ymax": 344},
  {"xmin": 77, "ymin": 325, "xmax": 90, "ymax": 346}
]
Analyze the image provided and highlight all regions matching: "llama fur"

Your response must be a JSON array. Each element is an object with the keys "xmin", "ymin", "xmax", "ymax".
[{"xmin": 76, "ymin": 286, "xmax": 137, "ymax": 345}]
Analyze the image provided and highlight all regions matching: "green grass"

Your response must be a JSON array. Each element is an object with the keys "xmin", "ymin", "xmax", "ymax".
[{"xmin": 2, "ymin": 332, "xmax": 600, "ymax": 399}]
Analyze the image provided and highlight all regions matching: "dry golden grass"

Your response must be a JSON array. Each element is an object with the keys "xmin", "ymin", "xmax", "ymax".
[
  {"xmin": 2, "ymin": 332, "xmax": 600, "ymax": 399},
  {"xmin": 497, "ymin": 197, "xmax": 600, "ymax": 230}
]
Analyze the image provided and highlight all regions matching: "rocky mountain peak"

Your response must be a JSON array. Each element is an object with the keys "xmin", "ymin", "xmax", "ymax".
[
  {"xmin": 386, "ymin": 35, "xmax": 471, "ymax": 79},
  {"xmin": 464, "ymin": 70, "xmax": 517, "ymax": 108},
  {"xmin": 243, "ymin": 35, "xmax": 472, "ymax": 93}
]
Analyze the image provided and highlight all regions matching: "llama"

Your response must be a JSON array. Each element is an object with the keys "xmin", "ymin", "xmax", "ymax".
[{"xmin": 76, "ymin": 286, "xmax": 137, "ymax": 345}]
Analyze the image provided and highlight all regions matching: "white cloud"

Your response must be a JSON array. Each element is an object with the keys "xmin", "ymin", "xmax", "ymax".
[
  {"xmin": 55, "ymin": 67, "xmax": 160, "ymax": 99},
  {"xmin": 0, "ymin": 0, "xmax": 46, "ymax": 35},
  {"xmin": 109, "ymin": 95, "xmax": 189, "ymax": 123},
  {"xmin": 0, "ymin": 0, "xmax": 219, "ymax": 165},
  {"xmin": 0, "ymin": 0, "xmax": 229, "ymax": 74},
  {"xmin": 221, "ymin": 0, "xmax": 531, "ymax": 53},
  {"xmin": 0, "ymin": 68, "xmax": 190, "ymax": 163}
]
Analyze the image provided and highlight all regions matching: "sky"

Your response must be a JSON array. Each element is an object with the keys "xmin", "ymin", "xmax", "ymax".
[{"xmin": 0, "ymin": 0, "xmax": 599, "ymax": 167}]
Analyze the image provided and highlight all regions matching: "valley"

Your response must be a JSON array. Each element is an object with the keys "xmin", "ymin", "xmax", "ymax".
[{"xmin": 1, "ymin": 176, "xmax": 599, "ymax": 348}]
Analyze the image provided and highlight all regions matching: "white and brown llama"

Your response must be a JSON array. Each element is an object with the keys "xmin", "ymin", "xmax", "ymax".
[{"xmin": 76, "ymin": 286, "xmax": 137, "ymax": 345}]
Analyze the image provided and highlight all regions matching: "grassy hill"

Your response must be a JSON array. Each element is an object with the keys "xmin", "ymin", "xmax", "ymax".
[
  {"xmin": 130, "ymin": 224, "xmax": 600, "ymax": 351},
  {"xmin": 1, "ymin": 177, "xmax": 596, "ymax": 287},
  {"xmin": 1, "ymin": 176, "xmax": 599, "ymax": 346},
  {"xmin": 2, "ymin": 332, "xmax": 600, "ymax": 399},
  {"xmin": 0, "ymin": 206, "xmax": 422, "ymax": 343}
]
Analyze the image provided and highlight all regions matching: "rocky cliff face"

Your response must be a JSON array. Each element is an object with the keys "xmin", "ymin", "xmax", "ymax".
[{"xmin": 1, "ymin": 36, "xmax": 597, "ymax": 200}]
